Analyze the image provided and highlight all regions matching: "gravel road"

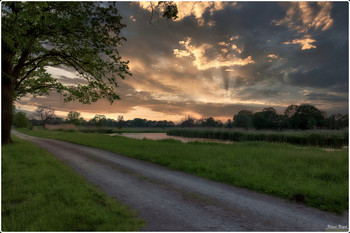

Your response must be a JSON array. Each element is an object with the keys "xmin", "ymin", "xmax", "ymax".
[{"xmin": 13, "ymin": 130, "xmax": 348, "ymax": 231}]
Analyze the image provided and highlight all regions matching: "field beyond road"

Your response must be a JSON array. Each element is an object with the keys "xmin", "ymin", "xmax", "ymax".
[
  {"xmin": 2, "ymin": 135, "xmax": 144, "ymax": 231},
  {"xmin": 16, "ymin": 128, "xmax": 348, "ymax": 214}
]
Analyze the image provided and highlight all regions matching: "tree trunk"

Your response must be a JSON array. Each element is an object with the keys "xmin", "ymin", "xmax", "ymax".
[
  {"xmin": 2, "ymin": 36, "xmax": 17, "ymax": 145},
  {"xmin": 2, "ymin": 80, "xmax": 14, "ymax": 144}
]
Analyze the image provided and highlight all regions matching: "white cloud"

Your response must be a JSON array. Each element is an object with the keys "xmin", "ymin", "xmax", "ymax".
[
  {"xmin": 231, "ymin": 44, "xmax": 242, "ymax": 54},
  {"xmin": 300, "ymin": 89, "xmax": 312, "ymax": 96},
  {"xmin": 284, "ymin": 37, "xmax": 317, "ymax": 50},
  {"xmin": 135, "ymin": 1, "xmax": 238, "ymax": 26},
  {"xmin": 173, "ymin": 37, "xmax": 254, "ymax": 70},
  {"xmin": 218, "ymin": 41, "xmax": 229, "ymax": 46},
  {"xmin": 267, "ymin": 54, "xmax": 279, "ymax": 59}
]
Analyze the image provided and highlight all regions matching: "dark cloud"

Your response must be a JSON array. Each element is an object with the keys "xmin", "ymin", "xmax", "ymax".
[{"xmin": 304, "ymin": 92, "xmax": 348, "ymax": 103}]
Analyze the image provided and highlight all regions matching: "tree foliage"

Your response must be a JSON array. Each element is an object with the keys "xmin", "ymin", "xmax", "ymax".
[
  {"xmin": 1, "ymin": 2, "xmax": 132, "ymax": 143},
  {"xmin": 252, "ymin": 107, "xmax": 279, "ymax": 130},
  {"xmin": 326, "ymin": 114, "xmax": 349, "ymax": 129},
  {"xmin": 66, "ymin": 111, "xmax": 84, "ymax": 126},
  {"xmin": 290, "ymin": 104, "xmax": 325, "ymax": 130},
  {"xmin": 180, "ymin": 115, "xmax": 196, "ymax": 127},
  {"xmin": 2, "ymin": 1, "xmax": 180, "ymax": 144},
  {"xmin": 148, "ymin": 1, "xmax": 179, "ymax": 24},
  {"xmin": 2, "ymin": 1, "xmax": 130, "ymax": 104},
  {"xmin": 90, "ymin": 114, "xmax": 108, "ymax": 127},
  {"xmin": 233, "ymin": 110, "xmax": 253, "ymax": 129},
  {"xmin": 13, "ymin": 111, "xmax": 31, "ymax": 128}
]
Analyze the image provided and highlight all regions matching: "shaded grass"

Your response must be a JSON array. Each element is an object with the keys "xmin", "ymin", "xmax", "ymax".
[
  {"xmin": 2, "ymin": 135, "xmax": 144, "ymax": 231},
  {"xmin": 17, "ymin": 129, "xmax": 349, "ymax": 214}
]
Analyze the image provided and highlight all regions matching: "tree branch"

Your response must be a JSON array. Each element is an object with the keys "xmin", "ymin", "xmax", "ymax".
[
  {"xmin": 16, "ymin": 84, "xmax": 55, "ymax": 96},
  {"xmin": 15, "ymin": 60, "xmax": 46, "ymax": 90}
]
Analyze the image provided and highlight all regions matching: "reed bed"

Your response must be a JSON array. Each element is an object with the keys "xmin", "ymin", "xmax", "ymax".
[{"xmin": 167, "ymin": 129, "xmax": 348, "ymax": 148}]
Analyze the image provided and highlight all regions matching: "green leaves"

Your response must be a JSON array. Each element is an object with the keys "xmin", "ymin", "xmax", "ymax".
[{"xmin": 2, "ymin": 2, "xmax": 130, "ymax": 104}]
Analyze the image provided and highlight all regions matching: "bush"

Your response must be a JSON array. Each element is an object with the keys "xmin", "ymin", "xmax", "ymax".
[{"xmin": 13, "ymin": 111, "xmax": 30, "ymax": 128}]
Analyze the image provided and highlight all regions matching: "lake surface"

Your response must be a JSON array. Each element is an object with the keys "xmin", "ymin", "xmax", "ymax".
[{"xmin": 109, "ymin": 132, "xmax": 233, "ymax": 144}]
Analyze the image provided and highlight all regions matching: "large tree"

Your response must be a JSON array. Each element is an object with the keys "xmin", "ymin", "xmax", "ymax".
[
  {"xmin": 2, "ymin": 1, "xmax": 178, "ymax": 144},
  {"xmin": 66, "ymin": 111, "xmax": 84, "ymax": 126},
  {"xmin": 2, "ymin": 2, "xmax": 130, "ymax": 144},
  {"xmin": 233, "ymin": 110, "xmax": 253, "ymax": 129},
  {"xmin": 290, "ymin": 104, "xmax": 325, "ymax": 130},
  {"xmin": 252, "ymin": 107, "xmax": 279, "ymax": 130}
]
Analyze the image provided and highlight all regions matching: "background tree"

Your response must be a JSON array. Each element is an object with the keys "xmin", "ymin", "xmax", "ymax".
[
  {"xmin": 253, "ymin": 107, "xmax": 279, "ymax": 130},
  {"xmin": 284, "ymin": 105, "xmax": 298, "ymax": 117},
  {"xmin": 277, "ymin": 114, "xmax": 290, "ymax": 130},
  {"xmin": 66, "ymin": 111, "xmax": 84, "ymax": 126},
  {"xmin": 324, "ymin": 114, "xmax": 348, "ymax": 129},
  {"xmin": 225, "ymin": 119, "xmax": 234, "ymax": 128},
  {"xmin": 1, "ymin": 2, "xmax": 130, "ymax": 144},
  {"xmin": 90, "ymin": 114, "xmax": 108, "ymax": 127},
  {"xmin": 35, "ymin": 106, "xmax": 55, "ymax": 128},
  {"xmin": 116, "ymin": 115, "xmax": 125, "ymax": 129},
  {"xmin": 290, "ymin": 104, "xmax": 325, "ymax": 130},
  {"xmin": 180, "ymin": 115, "xmax": 196, "ymax": 127},
  {"xmin": 233, "ymin": 110, "xmax": 253, "ymax": 129},
  {"xmin": 12, "ymin": 111, "xmax": 31, "ymax": 128},
  {"xmin": 199, "ymin": 117, "xmax": 223, "ymax": 128}
]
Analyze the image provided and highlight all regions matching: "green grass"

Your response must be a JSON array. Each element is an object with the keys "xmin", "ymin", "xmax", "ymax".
[
  {"xmin": 2, "ymin": 135, "xmax": 144, "ymax": 231},
  {"xmin": 16, "ymin": 129, "xmax": 349, "ymax": 214},
  {"xmin": 50, "ymin": 126, "xmax": 168, "ymax": 134}
]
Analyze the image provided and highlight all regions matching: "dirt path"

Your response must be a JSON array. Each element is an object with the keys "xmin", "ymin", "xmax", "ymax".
[{"xmin": 13, "ymin": 131, "xmax": 348, "ymax": 231}]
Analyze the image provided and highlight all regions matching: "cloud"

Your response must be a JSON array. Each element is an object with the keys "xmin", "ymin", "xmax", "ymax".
[
  {"xmin": 273, "ymin": 2, "xmax": 334, "ymax": 34},
  {"xmin": 15, "ymin": 2, "xmax": 348, "ymax": 121},
  {"xmin": 173, "ymin": 48, "xmax": 191, "ymax": 58},
  {"xmin": 134, "ymin": 1, "xmax": 239, "ymax": 26},
  {"xmin": 173, "ymin": 37, "xmax": 254, "ymax": 70},
  {"xmin": 267, "ymin": 54, "xmax": 278, "ymax": 59},
  {"xmin": 273, "ymin": 2, "xmax": 334, "ymax": 50},
  {"xmin": 304, "ymin": 92, "xmax": 348, "ymax": 102},
  {"xmin": 283, "ymin": 37, "xmax": 317, "ymax": 50},
  {"xmin": 129, "ymin": 15, "xmax": 136, "ymax": 22}
]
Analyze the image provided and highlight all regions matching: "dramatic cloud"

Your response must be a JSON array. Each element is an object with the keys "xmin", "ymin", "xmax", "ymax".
[
  {"xmin": 273, "ymin": 2, "xmax": 334, "ymax": 50},
  {"xmin": 173, "ymin": 37, "xmax": 254, "ymax": 70},
  {"xmin": 135, "ymin": 1, "xmax": 238, "ymax": 26},
  {"xmin": 16, "ymin": 2, "xmax": 348, "ymax": 121},
  {"xmin": 273, "ymin": 1, "xmax": 334, "ymax": 34}
]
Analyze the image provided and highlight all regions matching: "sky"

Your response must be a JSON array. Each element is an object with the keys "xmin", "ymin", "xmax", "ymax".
[{"xmin": 16, "ymin": 1, "xmax": 349, "ymax": 122}]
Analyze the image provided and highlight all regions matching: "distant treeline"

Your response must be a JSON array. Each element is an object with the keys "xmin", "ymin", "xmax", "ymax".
[
  {"xmin": 13, "ymin": 104, "xmax": 348, "ymax": 131},
  {"xmin": 177, "ymin": 104, "xmax": 348, "ymax": 130}
]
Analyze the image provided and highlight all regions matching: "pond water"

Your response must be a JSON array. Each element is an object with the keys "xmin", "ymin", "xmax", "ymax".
[{"xmin": 109, "ymin": 132, "xmax": 233, "ymax": 144}]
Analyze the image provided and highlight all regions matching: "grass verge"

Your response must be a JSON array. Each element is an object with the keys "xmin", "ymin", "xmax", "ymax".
[
  {"xmin": 2, "ymin": 135, "xmax": 144, "ymax": 231},
  {"xmin": 17, "ymin": 129, "xmax": 349, "ymax": 214}
]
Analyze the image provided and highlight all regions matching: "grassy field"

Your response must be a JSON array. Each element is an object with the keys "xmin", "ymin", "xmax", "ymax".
[
  {"xmin": 2, "ymin": 135, "xmax": 144, "ymax": 231},
  {"xmin": 167, "ymin": 128, "xmax": 348, "ymax": 148},
  {"xmin": 16, "ymin": 128, "xmax": 348, "ymax": 214}
]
